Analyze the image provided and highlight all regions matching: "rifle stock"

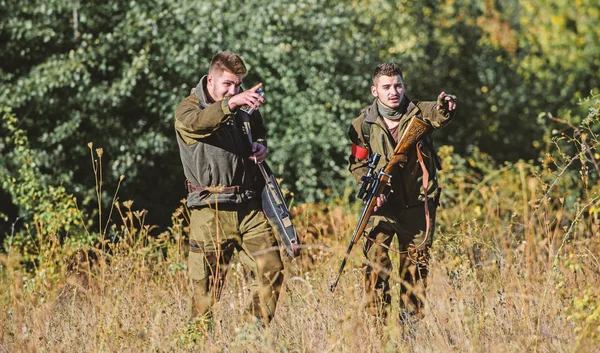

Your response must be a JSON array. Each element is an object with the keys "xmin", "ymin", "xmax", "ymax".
[{"xmin": 329, "ymin": 116, "xmax": 431, "ymax": 292}]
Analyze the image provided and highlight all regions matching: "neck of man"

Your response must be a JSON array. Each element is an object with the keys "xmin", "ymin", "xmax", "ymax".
[
  {"xmin": 206, "ymin": 85, "xmax": 216, "ymax": 103},
  {"xmin": 377, "ymin": 99, "xmax": 402, "ymax": 129}
]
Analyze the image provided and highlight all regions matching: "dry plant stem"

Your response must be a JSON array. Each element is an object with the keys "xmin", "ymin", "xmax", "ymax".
[
  {"xmin": 101, "ymin": 257, "xmax": 139, "ymax": 351},
  {"xmin": 551, "ymin": 116, "xmax": 600, "ymax": 174},
  {"xmin": 535, "ymin": 195, "xmax": 600, "ymax": 351},
  {"xmin": 584, "ymin": 247, "xmax": 600, "ymax": 271},
  {"xmin": 89, "ymin": 144, "xmax": 101, "ymax": 238},
  {"xmin": 102, "ymin": 176, "xmax": 125, "ymax": 239},
  {"xmin": 98, "ymin": 153, "xmax": 103, "ymax": 237},
  {"xmin": 0, "ymin": 343, "xmax": 9, "ymax": 353},
  {"xmin": 6, "ymin": 216, "xmax": 19, "ymax": 264},
  {"xmin": 518, "ymin": 162, "xmax": 536, "ymax": 277}
]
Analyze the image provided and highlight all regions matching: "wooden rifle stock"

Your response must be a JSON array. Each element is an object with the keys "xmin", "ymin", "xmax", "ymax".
[{"xmin": 329, "ymin": 116, "xmax": 431, "ymax": 292}]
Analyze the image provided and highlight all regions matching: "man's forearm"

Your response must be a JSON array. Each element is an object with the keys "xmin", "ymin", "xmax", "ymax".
[{"xmin": 175, "ymin": 99, "xmax": 233, "ymax": 137}]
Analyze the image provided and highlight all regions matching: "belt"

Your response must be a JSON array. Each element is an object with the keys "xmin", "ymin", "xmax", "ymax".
[{"xmin": 186, "ymin": 180, "xmax": 243, "ymax": 194}]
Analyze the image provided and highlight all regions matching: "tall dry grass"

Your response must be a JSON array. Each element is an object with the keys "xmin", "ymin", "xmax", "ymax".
[
  {"xmin": 1, "ymin": 97, "xmax": 599, "ymax": 352},
  {"xmin": 2, "ymin": 154, "xmax": 598, "ymax": 352}
]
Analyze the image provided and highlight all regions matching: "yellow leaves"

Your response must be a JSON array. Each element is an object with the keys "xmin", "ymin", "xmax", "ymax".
[
  {"xmin": 481, "ymin": 86, "xmax": 489, "ymax": 93},
  {"xmin": 551, "ymin": 16, "xmax": 565, "ymax": 26}
]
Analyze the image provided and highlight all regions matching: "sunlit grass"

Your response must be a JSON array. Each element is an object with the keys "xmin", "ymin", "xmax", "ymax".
[
  {"xmin": 1, "ymin": 96, "xmax": 599, "ymax": 351},
  {"xmin": 1, "ymin": 164, "xmax": 599, "ymax": 352}
]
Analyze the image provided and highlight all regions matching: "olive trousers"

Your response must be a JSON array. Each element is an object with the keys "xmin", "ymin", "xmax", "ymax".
[
  {"xmin": 363, "ymin": 203, "xmax": 436, "ymax": 318},
  {"xmin": 187, "ymin": 201, "xmax": 284, "ymax": 323}
]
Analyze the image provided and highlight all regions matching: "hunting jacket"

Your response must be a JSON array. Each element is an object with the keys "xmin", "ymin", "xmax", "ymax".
[
  {"xmin": 348, "ymin": 96, "xmax": 455, "ymax": 210},
  {"xmin": 175, "ymin": 75, "xmax": 266, "ymax": 208}
]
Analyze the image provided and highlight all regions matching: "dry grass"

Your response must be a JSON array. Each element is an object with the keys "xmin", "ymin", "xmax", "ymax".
[
  {"xmin": 2, "ymin": 121, "xmax": 600, "ymax": 352},
  {"xmin": 1, "ymin": 184, "xmax": 599, "ymax": 352}
]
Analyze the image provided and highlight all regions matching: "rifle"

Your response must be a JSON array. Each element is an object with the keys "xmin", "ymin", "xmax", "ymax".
[
  {"xmin": 241, "ymin": 112, "xmax": 300, "ymax": 258},
  {"xmin": 258, "ymin": 160, "xmax": 300, "ymax": 257},
  {"xmin": 329, "ymin": 116, "xmax": 431, "ymax": 292}
]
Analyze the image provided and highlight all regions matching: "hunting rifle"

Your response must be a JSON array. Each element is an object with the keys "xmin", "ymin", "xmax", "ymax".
[
  {"xmin": 329, "ymin": 115, "xmax": 431, "ymax": 292},
  {"xmin": 241, "ymin": 111, "xmax": 300, "ymax": 258}
]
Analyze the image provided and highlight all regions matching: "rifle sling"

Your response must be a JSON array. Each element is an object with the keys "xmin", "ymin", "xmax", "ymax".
[{"xmin": 415, "ymin": 142, "xmax": 431, "ymax": 250}]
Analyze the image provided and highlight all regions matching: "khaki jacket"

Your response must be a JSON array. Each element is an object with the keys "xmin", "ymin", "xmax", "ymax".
[
  {"xmin": 348, "ymin": 97, "xmax": 455, "ymax": 209},
  {"xmin": 175, "ymin": 76, "xmax": 266, "ymax": 208}
]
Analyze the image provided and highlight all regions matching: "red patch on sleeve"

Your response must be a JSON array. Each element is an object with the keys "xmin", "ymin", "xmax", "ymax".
[{"xmin": 352, "ymin": 143, "xmax": 369, "ymax": 160}]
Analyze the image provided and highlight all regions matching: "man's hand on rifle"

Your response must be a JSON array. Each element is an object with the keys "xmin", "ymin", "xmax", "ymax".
[
  {"xmin": 373, "ymin": 193, "xmax": 387, "ymax": 212},
  {"xmin": 250, "ymin": 142, "xmax": 267, "ymax": 164}
]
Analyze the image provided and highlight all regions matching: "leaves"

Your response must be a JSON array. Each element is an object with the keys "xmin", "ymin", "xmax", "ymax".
[{"xmin": 1, "ymin": 0, "xmax": 598, "ymax": 228}]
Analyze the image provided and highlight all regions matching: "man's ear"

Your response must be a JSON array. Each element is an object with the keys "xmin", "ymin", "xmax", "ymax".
[{"xmin": 370, "ymin": 85, "xmax": 378, "ymax": 98}]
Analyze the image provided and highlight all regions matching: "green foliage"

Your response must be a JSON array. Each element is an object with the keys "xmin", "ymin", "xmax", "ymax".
[
  {"xmin": 1, "ymin": 0, "xmax": 599, "ymax": 230},
  {"xmin": 568, "ymin": 287, "xmax": 600, "ymax": 345},
  {"xmin": 0, "ymin": 108, "xmax": 92, "ymax": 266}
]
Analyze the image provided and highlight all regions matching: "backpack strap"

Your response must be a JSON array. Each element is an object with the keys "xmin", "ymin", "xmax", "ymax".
[{"xmin": 360, "ymin": 118, "xmax": 372, "ymax": 155}]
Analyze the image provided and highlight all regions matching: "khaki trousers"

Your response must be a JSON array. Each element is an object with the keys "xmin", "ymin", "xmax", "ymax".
[
  {"xmin": 363, "ymin": 203, "xmax": 436, "ymax": 318},
  {"xmin": 187, "ymin": 201, "xmax": 284, "ymax": 323}
]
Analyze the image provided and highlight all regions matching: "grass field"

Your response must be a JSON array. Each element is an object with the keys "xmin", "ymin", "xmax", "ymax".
[{"xmin": 2, "ymin": 132, "xmax": 600, "ymax": 352}]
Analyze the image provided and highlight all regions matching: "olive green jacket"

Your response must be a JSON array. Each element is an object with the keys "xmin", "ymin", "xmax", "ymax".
[
  {"xmin": 175, "ymin": 76, "xmax": 267, "ymax": 208},
  {"xmin": 348, "ymin": 96, "xmax": 455, "ymax": 209}
]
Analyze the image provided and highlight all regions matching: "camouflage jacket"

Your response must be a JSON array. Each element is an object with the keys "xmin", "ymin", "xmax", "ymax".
[{"xmin": 348, "ymin": 96, "xmax": 455, "ymax": 209}]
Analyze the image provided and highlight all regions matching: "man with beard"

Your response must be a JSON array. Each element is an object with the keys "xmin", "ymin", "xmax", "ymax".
[
  {"xmin": 175, "ymin": 51, "xmax": 284, "ymax": 328},
  {"xmin": 348, "ymin": 62, "xmax": 457, "ymax": 320}
]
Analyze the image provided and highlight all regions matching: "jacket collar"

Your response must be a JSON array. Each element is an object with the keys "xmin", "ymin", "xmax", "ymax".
[{"xmin": 194, "ymin": 75, "xmax": 211, "ymax": 108}]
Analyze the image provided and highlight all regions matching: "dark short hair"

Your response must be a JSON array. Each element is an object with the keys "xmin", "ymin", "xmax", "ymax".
[
  {"xmin": 209, "ymin": 51, "xmax": 247, "ymax": 77},
  {"xmin": 372, "ymin": 62, "xmax": 403, "ymax": 83}
]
